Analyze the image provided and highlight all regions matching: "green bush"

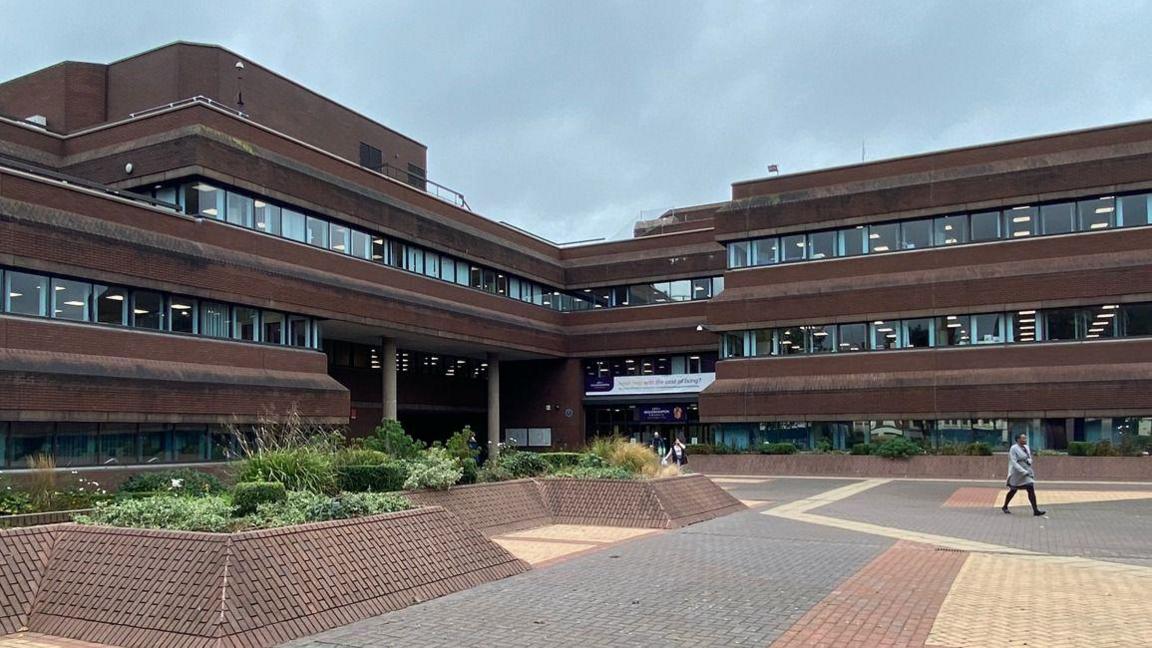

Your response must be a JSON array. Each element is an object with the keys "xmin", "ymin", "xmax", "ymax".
[
  {"xmin": 1089, "ymin": 440, "xmax": 1119, "ymax": 457},
  {"xmin": 237, "ymin": 448, "xmax": 337, "ymax": 494},
  {"xmin": 577, "ymin": 453, "xmax": 607, "ymax": 468},
  {"xmin": 500, "ymin": 451, "xmax": 551, "ymax": 478},
  {"xmin": 1067, "ymin": 441, "xmax": 1093, "ymax": 456},
  {"xmin": 477, "ymin": 463, "xmax": 513, "ymax": 483},
  {"xmin": 1, "ymin": 479, "xmax": 32, "ymax": 515},
  {"xmin": 935, "ymin": 443, "xmax": 962, "ymax": 456},
  {"xmin": 551, "ymin": 466, "xmax": 635, "ymax": 480},
  {"xmin": 1118, "ymin": 434, "xmax": 1152, "ymax": 456},
  {"xmin": 439, "ymin": 427, "xmax": 481, "ymax": 484},
  {"xmin": 336, "ymin": 462, "xmax": 409, "ymax": 492},
  {"xmin": 850, "ymin": 443, "xmax": 872, "ymax": 456},
  {"xmin": 403, "ymin": 447, "xmax": 463, "ymax": 491},
  {"xmin": 273, "ymin": 491, "xmax": 412, "ymax": 525},
  {"xmin": 76, "ymin": 495, "xmax": 234, "ymax": 532},
  {"xmin": 333, "ymin": 448, "xmax": 390, "ymax": 467},
  {"xmin": 458, "ymin": 458, "xmax": 478, "ymax": 485},
  {"xmin": 966, "ymin": 442, "xmax": 993, "ymax": 456},
  {"xmin": 363, "ymin": 420, "xmax": 425, "ymax": 460},
  {"xmin": 759, "ymin": 442, "xmax": 798, "ymax": 455},
  {"xmin": 118, "ymin": 469, "xmax": 225, "ymax": 496},
  {"xmin": 873, "ymin": 437, "xmax": 923, "ymax": 459},
  {"xmin": 538, "ymin": 452, "xmax": 583, "ymax": 469},
  {"xmin": 684, "ymin": 444, "xmax": 715, "ymax": 455},
  {"xmin": 232, "ymin": 482, "xmax": 287, "ymax": 515}
]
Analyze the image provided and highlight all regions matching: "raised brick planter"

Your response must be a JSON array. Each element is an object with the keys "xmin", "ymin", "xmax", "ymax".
[
  {"xmin": 688, "ymin": 454, "xmax": 1152, "ymax": 481},
  {"xmin": 406, "ymin": 479, "xmax": 551, "ymax": 535},
  {"xmin": 0, "ymin": 509, "xmax": 91, "ymax": 529},
  {"xmin": 0, "ymin": 507, "xmax": 528, "ymax": 648}
]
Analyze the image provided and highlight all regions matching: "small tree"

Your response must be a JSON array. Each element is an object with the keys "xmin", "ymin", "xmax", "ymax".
[{"xmin": 365, "ymin": 420, "xmax": 425, "ymax": 460}]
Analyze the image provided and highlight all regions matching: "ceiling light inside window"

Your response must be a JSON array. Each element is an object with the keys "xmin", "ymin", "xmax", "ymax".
[
  {"xmin": 254, "ymin": 201, "xmax": 266, "ymax": 208},
  {"xmin": 63, "ymin": 300, "xmax": 85, "ymax": 307},
  {"xmin": 171, "ymin": 304, "xmax": 191, "ymax": 310},
  {"xmin": 107, "ymin": 294, "xmax": 125, "ymax": 301},
  {"xmin": 202, "ymin": 208, "xmax": 218, "ymax": 216},
  {"xmin": 873, "ymin": 245, "xmax": 890, "ymax": 251},
  {"xmin": 1095, "ymin": 207, "xmax": 1114, "ymax": 214},
  {"xmin": 8, "ymin": 292, "xmax": 22, "ymax": 298},
  {"xmin": 869, "ymin": 233, "xmax": 880, "ymax": 239},
  {"xmin": 1012, "ymin": 216, "xmax": 1032, "ymax": 223}
]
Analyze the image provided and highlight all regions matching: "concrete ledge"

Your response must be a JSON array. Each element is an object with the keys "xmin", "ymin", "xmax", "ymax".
[{"xmin": 688, "ymin": 454, "xmax": 1152, "ymax": 481}]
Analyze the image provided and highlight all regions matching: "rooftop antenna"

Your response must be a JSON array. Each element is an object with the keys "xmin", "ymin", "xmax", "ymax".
[
  {"xmin": 235, "ymin": 61, "xmax": 245, "ymax": 108},
  {"xmin": 861, "ymin": 138, "xmax": 866, "ymax": 162}
]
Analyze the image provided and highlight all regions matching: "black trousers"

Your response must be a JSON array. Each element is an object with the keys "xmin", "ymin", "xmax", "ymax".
[{"xmin": 1003, "ymin": 483, "xmax": 1039, "ymax": 511}]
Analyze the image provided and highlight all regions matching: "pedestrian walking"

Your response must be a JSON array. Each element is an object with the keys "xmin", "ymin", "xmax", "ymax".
[
  {"xmin": 649, "ymin": 431, "xmax": 667, "ymax": 458},
  {"xmin": 664, "ymin": 437, "xmax": 689, "ymax": 467},
  {"xmin": 1002, "ymin": 433, "xmax": 1046, "ymax": 516}
]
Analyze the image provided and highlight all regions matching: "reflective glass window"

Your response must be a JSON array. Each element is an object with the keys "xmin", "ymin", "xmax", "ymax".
[
  {"xmin": 692, "ymin": 278, "xmax": 713, "ymax": 300},
  {"xmin": 840, "ymin": 226, "xmax": 867, "ymax": 256},
  {"xmin": 668, "ymin": 280, "xmax": 692, "ymax": 301},
  {"xmin": 780, "ymin": 233, "xmax": 806, "ymax": 262},
  {"xmin": 809, "ymin": 324, "xmax": 836, "ymax": 353},
  {"xmin": 56, "ymin": 423, "xmax": 97, "ymax": 467},
  {"xmin": 140, "ymin": 424, "xmax": 171, "ymax": 464},
  {"xmin": 972, "ymin": 312, "xmax": 1007, "ymax": 344},
  {"xmin": 405, "ymin": 247, "xmax": 424, "ymax": 273},
  {"xmin": 728, "ymin": 241, "xmax": 750, "ymax": 268},
  {"xmin": 99, "ymin": 423, "xmax": 138, "ymax": 465},
  {"xmin": 169, "ymin": 297, "xmax": 197, "ymax": 334},
  {"xmin": 350, "ymin": 230, "xmax": 372, "ymax": 260},
  {"xmin": 172, "ymin": 425, "xmax": 207, "ymax": 462},
  {"xmin": 226, "ymin": 192, "xmax": 254, "ymax": 228},
  {"xmin": 903, "ymin": 318, "xmax": 933, "ymax": 348},
  {"xmin": 1043, "ymin": 308, "xmax": 1088, "ymax": 341},
  {"xmin": 305, "ymin": 216, "xmax": 328, "ymax": 248},
  {"xmin": 752, "ymin": 238, "xmax": 778, "ymax": 265},
  {"xmin": 262, "ymin": 311, "xmax": 285, "ymax": 344},
  {"xmin": 1086, "ymin": 305, "xmax": 1119, "ymax": 339},
  {"xmin": 777, "ymin": 327, "xmax": 805, "ymax": 355},
  {"xmin": 1005, "ymin": 206, "xmax": 1038, "ymax": 239},
  {"xmin": 482, "ymin": 269, "xmax": 497, "ymax": 293},
  {"xmin": 1014, "ymin": 310, "xmax": 1037, "ymax": 342},
  {"xmin": 970, "ymin": 210, "xmax": 1002, "ymax": 242},
  {"xmin": 837, "ymin": 323, "xmax": 868, "ymax": 352},
  {"xmin": 424, "ymin": 253, "xmax": 440, "ymax": 278},
  {"xmin": 871, "ymin": 319, "xmax": 901, "ymax": 349},
  {"xmin": 611, "ymin": 286, "xmax": 629, "ymax": 307},
  {"xmin": 200, "ymin": 302, "xmax": 231, "ymax": 338},
  {"xmin": 807, "ymin": 231, "xmax": 836, "ymax": 260},
  {"xmin": 386, "ymin": 241, "xmax": 404, "ymax": 268},
  {"xmin": 752, "ymin": 329, "xmax": 773, "ymax": 356},
  {"xmin": 868, "ymin": 223, "xmax": 898, "ymax": 253},
  {"xmin": 52, "ymin": 278, "xmax": 90, "ymax": 321},
  {"xmin": 288, "ymin": 316, "xmax": 311, "ymax": 347},
  {"xmin": 191, "ymin": 183, "xmax": 224, "ymax": 220},
  {"xmin": 371, "ymin": 236, "xmax": 386, "ymax": 262},
  {"xmin": 329, "ymin": 223, "xmax": 350, "ymax": 254},
  {"xmin": 1122, "ymin": 303, "xmax": 1152, "ymax": 336},
  {"xmin": 1118, "ymin": 193, "xmax": 1151, "ymax": 228},
  {"xmin": 6, "ymin": 271, "xmax": 47, "ymax": 316},
  {"xmin": 253, "ymin": 200, "xmax": 281, "ymax": 235},
  {"xmin": 712, "ymin": 276, "xmax": 725, "ymax": 296},
  {"xmin": 440, "ymin": 256, "xmax": 456, "ymax": 282},
  {"xmin": 1078, "ymin": 197, "xmax": 1115, "ymax": 232},
  {"xmin": 93, "ymin": 285, "xmax": 127, "ymax": 325},
  {"xmin": 934, "ymin": 214, "xmax": 969, "ymax": 246},
  {"xmin": 10, "ymin": 422, "xmax": 53, "ymax": 466},
  {"xmin": 900, "ymin": 219, "xmax": 932, "ymax": 250},
  {"xmin": 455, "ymin": 262, "xmax": 470, "ymax": 285},
  {"xmin": 628, "ymin": 285, "xmax": 654, "ymax": 306},
  {"xmin": 132, "ymin": 291, "xmax": 165, "ymax": 330},
  {"xmin": 650, "ymin": 282, "xmax": 672, "ymax": 303},
  {"xmin": 937, "ymin": 315, "xmax": 970, "ymax": 346},
  {"xmin": 1040, "ymin": 202, "xmax": 1075, "ymax": 235},
  {"xmin": 496, "ymin": 273, "xmax": 508, "ymax": 296},
  {"xmin": 234, "ymin": 307, "xmax": 259, "ymax": 341},
  {"xmin": 282, "ymin": 209, "xmax": 306, "ymax": 242}
]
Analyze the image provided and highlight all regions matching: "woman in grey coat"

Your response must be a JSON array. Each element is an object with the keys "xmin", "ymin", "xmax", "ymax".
[{"xmin": 1002, "ymin": 433, "xmax": 1046, "ymax": 516}]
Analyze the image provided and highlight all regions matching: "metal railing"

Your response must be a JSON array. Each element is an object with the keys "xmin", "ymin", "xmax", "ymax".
[
  {"xmin": 128, "ymin": 95, "xmax": 249, "ymax": 119},
  {"xmin": 364, "ymin": 161, "xmax": 470, "ymax": 210}
]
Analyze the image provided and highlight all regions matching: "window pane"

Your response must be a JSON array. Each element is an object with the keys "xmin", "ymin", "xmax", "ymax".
[
  {"xmin": 140, "ymin": 424, "xmax": 171, "ymax": 464},
  {"xmin": 628, "ymin": 285, "xmax": 654, "ymax": 307},
  {"xmin": 837, "ymin": 323, "xmax": 868, "ymax": 352},
  {"xmin": 692, "ymin": 278, "xmax": 712, "ymax": 299},
  {"xmin": 1123, "ymin": 303, "xmax": 1152, "ymax": 336},
  {"xmin": 371, "ymin": 236, "xmax": 386, "ymax": 262},
  {"xmin": 282, "ymin": 209, "xmax": 306, "ymax": 242},
  {"xmin": 809, "ymin": 324, "xmax": 835, "ymax": 353},
  {"xmin": 52, "ymin": 278, "xmax": 91, "ymax": 321},
  {"xmin": 329, "ymin": 223, "xmax": 350, "ymax": 253},
  {"xmin": 970, "ymin": 210, "xmax": 1002, "ymax": 242},
  {"xmin": 972, "ymin": 312, "xmax": 1006, "ymax": 344},
  {"xmin": 1043, "ymin": 308, "xmax": 1087, "ymax": 341},
  {"xmin": 201, "ymin": 302, "xmax": 231, "ymax": 338},
  {"xmin": 1077, "ymin": 197, "xmax": 1115, "ymax": 232},
  {"xmin": 263, "ymin": 311, "xmax": 285, "ymax": 344},
  {"xmin": 1014, "ymin": 310, "xmax": 1037, "ymax": 342},
  {"xmin": 871, "ymin": 319, "xmax": 901, "ymax": 349},
  {"xmin": 11, "ymin": 422, "xmax": 53, "ymax": 466},
  {"xmin": 191, "ymin": 183, "xmax": 224, "ymax": 220},
  {"xmin": 482, "ymin": 270, "xmax": 497, "ymax": 293},
  {"xmin": 254, "ymin": 200, "xmax": 281, "ymax": 235},
  {"xmin": 387, "ymin": 241, "xmax": 405, "ymax": 269},
  {"xmin": 650, "ymin": 282, "xmax": 672, "ymax": 304},
  {"xmin": 1086, "ymin": 304, "xmax": 1118, "ymax": 339},
  {"xmin": 288, "ymin": 316, "xmax": 311, "ymax": 347},
  {"xmin": 722, "ymin": 333, "xmax": 745, "ymax": 358},
  {"xmin": 93, "ymin": 285, "xmax": 127, "ymax": 325},
  {"xmin": 55, "ymin": 423, "xmax": 97, "ymax": 467},
  {"xmin": 306, "ymin": 216, "xmax": 328, "ymax": 248},
  {"xmin": 6, "ymin": 271, "xmax": 47, "ymax": 316},
  {"xmin": 934, "ymin": 214, "xmax": 969, "ymax": 246},
  {"xmin": 234, "ymin": 307, "xmax": 259, "ymax": 341},
  {"xmin": 712, "ymin": 276, "xmax": 725, "ymax": 296},
  {"xmin": 406, "ymin": 247, "xmax": 424, "ymax": 274},
  {"xmin": 1040, "ymin": 202, "xmax": 1075, "ymax": 235},
  {"xmin": 99, "ymin": 423, "xmax": 138, "ymax": 465},
  {"xmin": 668, "ymin": 280, "xmax": 692, "ymax": 301},
  {"xmin": 455, "ymin": 262, "xmax": 470, "ymax": 286},
  {"xmin": 611, "ymin": 286, "xmax": 628, "ymax": 307},
  {"xmin": 780, "ymin": 233, "xmax": 806, "ymax": 262},
  {"xmin": 169, "ymin": 297, "xmax": 197, "ymax": 334},
  {"xmin": 1005, "ymin": 206, "xmax": 1037, "ymax": 239},
  {"xmin": 132, "ymin": 291, "xmax": 165, "ymax": 330},
  {"xmin": 840, "ymin": 226, "xmax": 866, "ymax": 256},
  {"xmin": 777, "ymin": 327, "xmax": 805, "ymax": 355},
  {"xmin": 752, "ymin": 329, "xmax": 773, "ymax": 356},
  {"xmin": 752, "ymin": 238, "xmax": 778, "ymax": 265},
  {"xmin": 424, "ymin": 253, "xmax": 440, "ymax": 278},
  {"xmin": 172, "ymin": 425, "xmax": 207, "ymax": 462},
  {"xmin": 807, "ymin": 231, "xmax": 836, "ymax": 260},
  {"xmin": 937, "ymin": 315, "xmax": 970, "ymax": 346},
  {"xmin": 868, "ymin": 223, "xmax": 898, "ymax": 253},
  {"xmin": 900, "ymin": 219, "xmax": 932, "ymax": 250},
  {"xmin": 1118, "ymin": 193, "xmax": 1151, "ymax": 228},
  {"xmin": 350, "ymin": 230, "xmax": 372, "ymax": 260},
  {"xmin": 226, "ymin": 192, "xmax": 254, "ymax": 228},
  {"xmin": 903, "ymin": 318, "xmax": 933, "ymax": 348},
  {"xmin": 728, "ymin": 241, "xmax": 750, "ymax": 268}
]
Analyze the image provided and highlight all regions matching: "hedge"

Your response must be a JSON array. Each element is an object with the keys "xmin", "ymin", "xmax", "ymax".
[{"xmin": 336, "ymin": 462, "xmax": 409, "ymax": 492}]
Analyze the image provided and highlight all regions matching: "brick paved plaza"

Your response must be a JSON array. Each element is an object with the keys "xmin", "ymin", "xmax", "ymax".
[{"xmin": 278, "ymin": 476, "xmax": 1152, "ymax": 648}]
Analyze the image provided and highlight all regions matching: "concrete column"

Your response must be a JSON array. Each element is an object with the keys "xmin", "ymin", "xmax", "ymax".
[
  {"xmin": 382, "ymin": 337, "xmax": 398, "ymax": 421},
  {"xmin": 487, "ymin": 352, "xmax": 500, "ymax": 462}
]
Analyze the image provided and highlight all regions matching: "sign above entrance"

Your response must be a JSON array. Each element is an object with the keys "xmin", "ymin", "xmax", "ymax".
[
  {"xmin": 585, "ymin": 373, "xmax": 715, "ymax": 397},
  {"xmin": 638, "ymin": 405, "xmax": 687, "ymax": 422}
]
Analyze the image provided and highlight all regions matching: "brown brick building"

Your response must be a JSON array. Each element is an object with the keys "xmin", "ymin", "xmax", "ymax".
[{"xmin": 0, "ymin": 42, "xmax": 1149, "ymax": 467}]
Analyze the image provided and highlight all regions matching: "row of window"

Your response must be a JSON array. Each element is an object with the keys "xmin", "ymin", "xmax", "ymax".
[
  {"xmin": 720, "ymin": 302, "xmax": 1152, "ymax": 357},
  {"xmin": 728, "ymin": 191, "xmax": 1152, "ymax": 269},
  {"xmin": 0, "ymin": 422, "xmax": 231, "ymax": 468},
  {"xmin": 583, "ymin": 353, "xmax": 718, "ymax": 378},
  {"xmin": 1, "ymin": 267, "xmax": 321, "ymax": 348},
  {"xmin": 166, "ymin": 181, "xmax": 723, "ymax": 311},
  {"xmin": 324, "ymin": 341, "xmax": 490, "ymax": 380}
]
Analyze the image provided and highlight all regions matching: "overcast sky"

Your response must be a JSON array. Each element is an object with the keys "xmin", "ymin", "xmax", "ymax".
[{"xmin": 3, "ymin": 1, "xmax": 1152, "ymax": 243}]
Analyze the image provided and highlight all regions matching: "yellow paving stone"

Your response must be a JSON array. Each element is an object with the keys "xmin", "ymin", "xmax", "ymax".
[
  {"xmin": 1003, "ymin": 489, "xmax": 1152, "ymax": 508},
  {"xmin": 929, "ymin": 553, "xmax": 1152, "ymax": 648},
  {"xmin": 492, "ymin": 537, "xmax": 593, "ymax": 565},
  {"xmin": 0, "ymin": 634, "xmax": 116, "ymax": 648},
  {"xmin": 500, "ymin": 524, "xmax": 657, "ymax": 543}
]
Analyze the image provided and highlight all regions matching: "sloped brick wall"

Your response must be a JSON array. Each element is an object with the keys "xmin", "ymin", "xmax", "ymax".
[
  {"xmin": 405, "ymin": 479, "xmax": 551, "ymax": 536},
  {"xmin": 0, "ymin": 525, "xmax": 59, "ymax": 634},
  {"xmin": 648, "ymin": 474, "xmax": 748, "ymax": 527}
]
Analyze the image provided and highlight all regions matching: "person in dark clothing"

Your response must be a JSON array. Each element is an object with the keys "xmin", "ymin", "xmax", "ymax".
[
  {"xmin": 649, "ymin": 432, "xmax": 667, "ymax": 458},
  {"xmin": 664, "ymin": 437, "xmax": 688, "ymax": 466},
  {"xmin": 1003, "ymin": 433, "xmax": 1046, "ymax": 516}
]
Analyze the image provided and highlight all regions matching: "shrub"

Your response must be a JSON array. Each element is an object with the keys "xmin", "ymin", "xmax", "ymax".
[
  {"xmin": 1090, "ymin": 440, "xmax": 1119, "ymax": 457},
  {"xmin": 237, "ymin": 448, "xmax": 337, "ymax": 494},
  {"xmin": 538, "ymin": 452, "xmax": 582, "ymax": 469},
  {"xmin": 363, "ymin": 420, "xmax": 425, "ymax": 460},
  {"xmin": 277, "ymin": 491, "xmax": 413, "ymax": 525},
  {"xmin": 966, "ymin": 442, "xmax": 993, "ymax": 456},
  {"xmin": 577, "ymin": 453, "xmax": 607, "ymax": 468},
  {"xmin": 1118, "ymin": 434, "xmax": 1152, "ymax": 456},
  {"xmin": 586, "ymin": 437, "xmax": 658, "ymax": 475},
  {"xmin": 76, "ymin": 495, "xmax": 234, "ymax": 532},
  {"xmin": 500, "ymin": 451, "xmax": 551, "ymax": 478},
  {"xmin": 403, "ymin": 447, "xmax": 463, "ymax": 491},
  {"xmin": 477, "ymin": 463, "xmax": 513, "ymax": 483},
  {"xmin": 551, "ymin": 466, "xmax": 636, "ymax": 480},
  {"xmin": 1, "ymin": 478, "xmax": 32, "ymax": 515},
  {"xmin": 119, "ymin": 469, "xmax": 225, "ymax": 496},
  {"xmin": 873, "ymin": 437, "xmax": 923, "ymax": 459},
  {"xmin": 759, "ymin": 443, "xmax": 798, "ymax": 455},
  {"xmin": 684, "ymin": 444, "xmax": 715, "ymax": 455},
  {"xmin": 232, "ymin": 482, "xmax": 287, "ymax": 515},
  {"xmin": 440, "ymin": 427, "xmax": 481, "ymax": 484},
  {"xmin": 1067, "ymin": 441, "xmax": 1093, "ymax": 456},
  {"xmin": 935, "ymin": 443, "xmax": 962, "ymax": 456},
  {"xmin": 850, "ymin": 443, "xmax": 872, "ymax": 455},
  {"xmin": 336, "ymin": 462, "xmax": 409, "ymax": 492},
  {"xmin": 333, "ymin": 448, "xmax": 390, "ymax": 467}
]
